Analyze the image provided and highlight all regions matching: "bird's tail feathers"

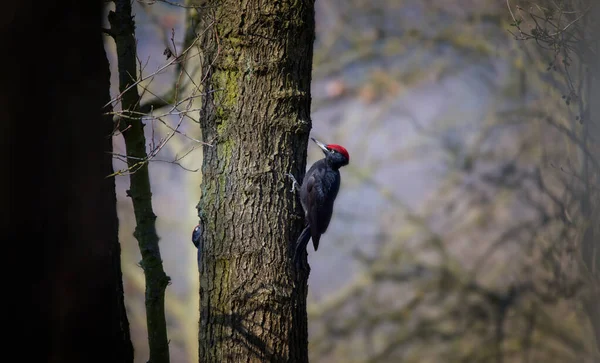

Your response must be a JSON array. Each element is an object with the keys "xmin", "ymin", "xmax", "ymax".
[
  {"xmin": 312, "ymin": 232, "xmax": 321, "ymax": 251},
  {"xmin": 294, "ymin": 225, "xmax": 312, "ymax": 263}
]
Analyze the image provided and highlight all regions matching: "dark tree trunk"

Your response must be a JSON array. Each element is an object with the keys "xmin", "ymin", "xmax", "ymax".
[
  {"xmin": 194, "ymin": 1, "xmax": 315, "ymax": 361},
  {"xmin": 0, "ymin": 1, "xmax": 133, "ymax": 362},
  {"xmin": 108, "ymin": 0, "xmax": 171, "ymax": 361}
]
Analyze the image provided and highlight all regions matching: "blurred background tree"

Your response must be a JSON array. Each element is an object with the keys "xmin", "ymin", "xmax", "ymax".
[
  {"xmin": 103, "ymin": 0, "xmax": 600, "ymax": 362},
  {"xmin": 2, "ymin": 1, "xmax": 133, "ymax": 362}
]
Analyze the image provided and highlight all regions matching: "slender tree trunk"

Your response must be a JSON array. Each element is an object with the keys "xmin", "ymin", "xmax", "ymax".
[
  {"xmin": 107, "ymin": 0, "xmax": 171, "ymax": 362},
  {"xmin": 194, "ymin": 1, "xmax": 315, "ymax": 361},
  {"xmin": 578, "ymin": 2, "xmax": 600, "ymax": 358},
  {"xmin": 0, "ymin": 1, "xmax": 133, "ymax": 362}
]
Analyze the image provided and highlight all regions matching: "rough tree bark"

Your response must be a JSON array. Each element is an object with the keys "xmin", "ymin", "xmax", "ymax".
[
  {"xmin": 194, "ymin": 0, "xmax": 315, "ymax": 361},
  {"xmin": 0, "ymin": 0, "xmax": 133, "ymax": 362}
]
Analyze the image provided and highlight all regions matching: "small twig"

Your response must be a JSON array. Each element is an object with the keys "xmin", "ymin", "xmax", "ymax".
[
  {"xmin": 170, "ymin": 28, "xmax": 178, "ymax": 57},
  {"xmin": 102, "ymin": 21, "xmax": 214, "ymax": 110}
]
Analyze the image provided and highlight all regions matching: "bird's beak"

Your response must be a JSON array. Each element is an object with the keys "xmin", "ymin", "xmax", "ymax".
[{"xmin": 311, "ymin": 137, "xmax": 329, "ymax": 154}]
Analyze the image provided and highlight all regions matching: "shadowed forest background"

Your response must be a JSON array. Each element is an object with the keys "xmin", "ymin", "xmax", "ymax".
[{"xmin": 100, "ymin": 0, "xmax": 600, "ymax": 362}]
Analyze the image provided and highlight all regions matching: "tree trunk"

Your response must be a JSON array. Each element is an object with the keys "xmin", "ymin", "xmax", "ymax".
[
  {"xmin": 0, "ymin": 1, "xmax": 133, "ymax": 362},
  {"xmin": 108, "ymin": 0, "xmax": 171, "ymax": 361},
  {"xmin": 194, "ymin": 1, "xmax": 315, "ymax": 361},
  {"xmin": 575, "ymin": 2, "xmax": 600, "ymax": 358}
]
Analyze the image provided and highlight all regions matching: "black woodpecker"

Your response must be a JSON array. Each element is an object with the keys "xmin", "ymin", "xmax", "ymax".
[
  {"xmin": 192, "ymin": 224, "xmax": 202, "ymax": 269},
  {"xmin": 288, "ymin": 137, "xmax": 350, "ymax": 265}
]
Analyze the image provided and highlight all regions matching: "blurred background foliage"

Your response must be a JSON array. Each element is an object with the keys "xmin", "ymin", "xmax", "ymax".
[{"xmin": 104, "ymin": 0, "xmax": 600, "ymax": 362}]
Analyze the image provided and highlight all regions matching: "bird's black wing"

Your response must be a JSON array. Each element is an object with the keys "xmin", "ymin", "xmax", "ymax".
[
  {"xmin": 305, "ymin": 172, "xmax": 317, "ymax": 222},
  {"xmin": 308, "ymin": 170, "xmax": 340, "ymax": 251},
  {"xmin": 316, "ymin": 170, "xmax": 339, "ymax": 235},
  {"xmin": 303, "ymin": 160, "xmax": 341, "ymax": 252},
  {"xmin": 305, "ymin": 173, "xmax": 323, "ymax": 251}
]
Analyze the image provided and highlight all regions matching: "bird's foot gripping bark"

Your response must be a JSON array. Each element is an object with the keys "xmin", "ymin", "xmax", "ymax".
[{"xmin": 286, "ymin": 172, "xmax": 300, "ymax": 193}]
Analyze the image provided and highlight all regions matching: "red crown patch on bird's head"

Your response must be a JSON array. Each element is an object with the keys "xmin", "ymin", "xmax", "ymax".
[{"xmin": 327, "ymin": 144, "xmax": 350, "ymax": 162}]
